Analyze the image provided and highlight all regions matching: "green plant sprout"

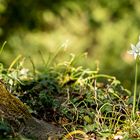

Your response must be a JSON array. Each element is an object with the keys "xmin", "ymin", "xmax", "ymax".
[
  {"xmin": 0, "ymin": 41, "xmax": 7, "ymax": 56},
  {"xmin": 128, "ymin": 36, "xmax": 140, "ymax": 120}
]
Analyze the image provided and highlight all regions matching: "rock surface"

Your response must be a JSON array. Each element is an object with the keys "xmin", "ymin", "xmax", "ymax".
[{"xmin": 20, "ymin": 117, "xmax": 63, "ymax": 139}]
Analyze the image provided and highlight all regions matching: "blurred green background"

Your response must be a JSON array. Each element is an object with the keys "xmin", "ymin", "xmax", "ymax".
[{"xmin": 0, "ymin": 0, "xmax": 140, "ymax": 89}]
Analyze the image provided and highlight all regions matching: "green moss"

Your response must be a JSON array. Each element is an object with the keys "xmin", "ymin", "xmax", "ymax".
[{"xmin": 0, "ymin": 80, "xmax": 31, "ymax": 123}]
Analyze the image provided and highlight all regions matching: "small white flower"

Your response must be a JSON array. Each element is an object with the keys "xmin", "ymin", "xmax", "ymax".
[
  {"xmin": 114, "ymin": 135, "xmax": 123, "ymax": 140},
  {"xmin": 61, "ymin": 39, "xmax": 69, "ymax": 50},
  {"xmin": 20, "ymin": 68, "xmax": 29, "ymax": 75},
  {"xmin": 128, "ymin": 36, "xmax": 140, "ymax": 59}
]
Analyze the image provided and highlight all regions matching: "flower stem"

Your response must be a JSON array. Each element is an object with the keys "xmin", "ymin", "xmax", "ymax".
[{"xmin": 132, "ymin": 58, "xmax": 138, "ymax": 120}]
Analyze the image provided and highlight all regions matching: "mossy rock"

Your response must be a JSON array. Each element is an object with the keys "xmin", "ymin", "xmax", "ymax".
[
  {"xmin": 0, "ymin": 80, "xmax": 64, "ymax": 139},
  {"xmin": 0, "ymin": 80, "xmax": 31, "ymax": 125}
]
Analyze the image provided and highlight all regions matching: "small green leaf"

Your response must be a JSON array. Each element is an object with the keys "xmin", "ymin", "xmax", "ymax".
[{"xmin": 83, "ymin": 115, "xmax": 92, "ymax": 124}]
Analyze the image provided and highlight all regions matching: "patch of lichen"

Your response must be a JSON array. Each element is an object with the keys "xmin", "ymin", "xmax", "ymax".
[{"xmin": 0, "ymin": 80, "xmax": 31, "ymax": 124}]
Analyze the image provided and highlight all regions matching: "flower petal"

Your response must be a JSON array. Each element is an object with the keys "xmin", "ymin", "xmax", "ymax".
[
  {"xmin": 128, "ymin": 36, "xmax": 140, "ymax": 59},
  {"xmin": 134, "ymin": 53, "xmax": 137, "ymax": 59},
  {"xmin": 130, "ymin": 44, "xmax": 136, "ymax": 51},
  {"xmin": 136, "ymin": 41, "xmax": 140, "ymax": 49}
]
